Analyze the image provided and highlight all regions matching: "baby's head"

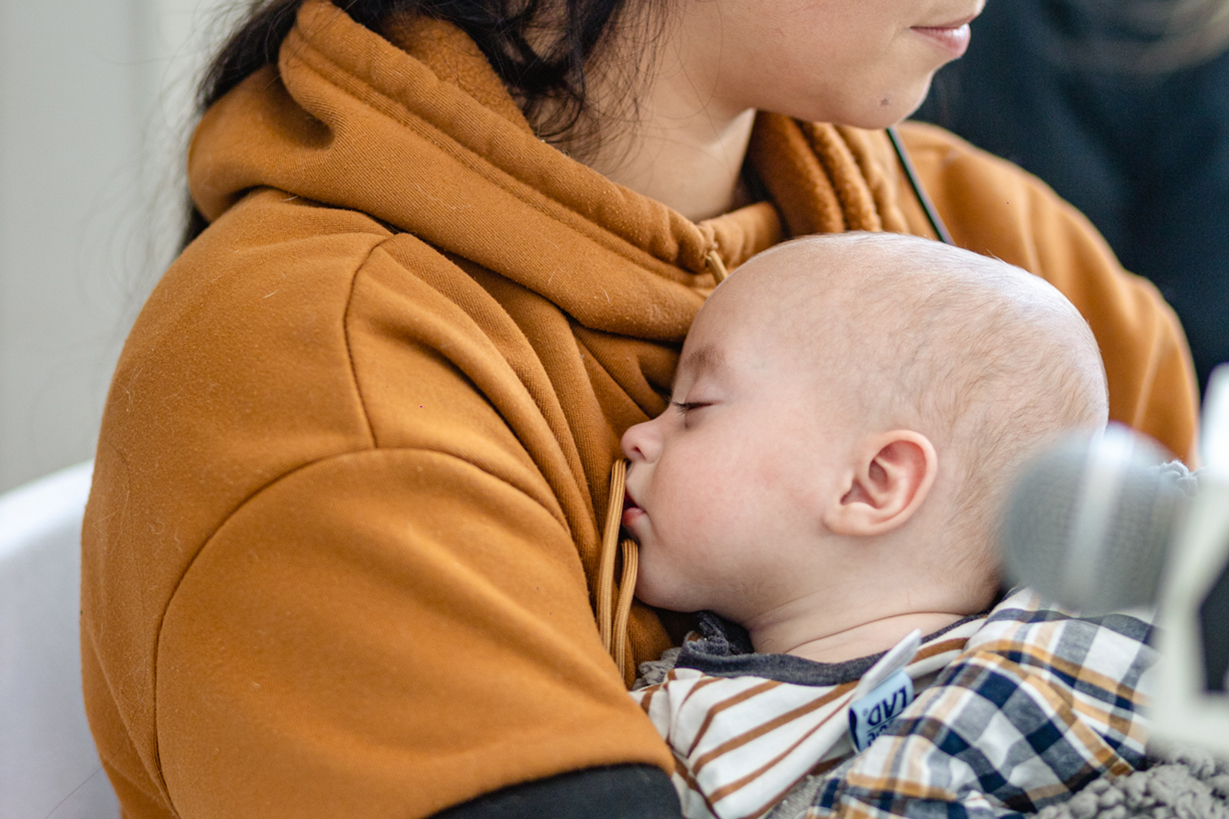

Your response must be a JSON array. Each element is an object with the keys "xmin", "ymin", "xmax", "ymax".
[{"xmin": 621, "ymin": 232, "xmax": 1107, "ymax": 636}]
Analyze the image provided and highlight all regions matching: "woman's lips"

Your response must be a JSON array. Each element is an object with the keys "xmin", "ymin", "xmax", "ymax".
[{"xmin": 912, "ymin": 20, "xmax": 973, "ymax": 58}]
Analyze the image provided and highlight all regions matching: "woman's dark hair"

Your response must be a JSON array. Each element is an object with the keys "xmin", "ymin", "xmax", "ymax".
[{"xmin": 183, "ymin": 0, "xmax": 639, "ymax": 247}]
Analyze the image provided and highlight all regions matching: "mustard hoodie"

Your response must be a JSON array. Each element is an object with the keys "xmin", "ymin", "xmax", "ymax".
[{"xmin": 81, "ymin": 2, "xmax": 1198, "ymax": 817}]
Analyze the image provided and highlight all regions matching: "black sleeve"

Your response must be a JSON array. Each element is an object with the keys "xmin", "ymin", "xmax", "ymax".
[{"xmin": 431, "ymin": 764, "xmax": 684, "ymax": 819}]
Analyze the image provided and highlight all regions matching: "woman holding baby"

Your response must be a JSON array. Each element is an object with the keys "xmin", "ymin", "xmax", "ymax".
[{"xmin": 79, "ymin": 0, "xmax": 1199, "ymax": 816}]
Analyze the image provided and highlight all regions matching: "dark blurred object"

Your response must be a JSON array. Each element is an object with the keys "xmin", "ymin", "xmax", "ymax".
[{"xmin": 914, "ymin": 0, "xmax": 1229, "ymax": 391}]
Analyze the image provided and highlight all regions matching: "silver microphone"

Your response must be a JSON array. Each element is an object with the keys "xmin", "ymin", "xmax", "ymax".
[
  {"xmin": 999, "ymin": 425, "xmax": 1195, "ymax": 615},
  {"xmin": 999, "ymin": 365, "xmax": 1229, "ymax": 756}
]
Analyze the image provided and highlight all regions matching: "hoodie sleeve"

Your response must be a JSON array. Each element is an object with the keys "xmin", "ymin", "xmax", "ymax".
[
  {"xmin": 897, "ymin": 121, "xmax": 1200, "ymax": 463},
  {"xmin": 81, "ymin": 191, "xmax": 674, "ymax": 819},
  {"xmin": 154, "ymin": 448, "xmax": 671, "ymax": 819}
]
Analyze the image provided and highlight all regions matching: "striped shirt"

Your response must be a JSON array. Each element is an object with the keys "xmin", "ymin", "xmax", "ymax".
[{"xmin": 631, "ymin": 588, "xmax": 1155, "ymax": 819}]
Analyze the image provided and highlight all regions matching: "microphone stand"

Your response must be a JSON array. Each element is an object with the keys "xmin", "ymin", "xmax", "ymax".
[{"xmin": 1154, "ymin": 364, "xmax": 1229, "ymax": 753}]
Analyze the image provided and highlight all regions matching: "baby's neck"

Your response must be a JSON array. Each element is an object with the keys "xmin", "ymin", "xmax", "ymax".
[{"xmin": 749, "ymin": 610, "xmax": 968, "ymax": 665}]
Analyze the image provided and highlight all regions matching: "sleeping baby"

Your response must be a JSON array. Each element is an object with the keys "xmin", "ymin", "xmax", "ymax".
[{"xmin": 621, "ymin": 232, "xmax": 1156, "ymax": 819}]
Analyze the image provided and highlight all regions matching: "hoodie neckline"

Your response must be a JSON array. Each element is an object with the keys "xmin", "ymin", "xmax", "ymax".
[
  {"xmin": 295, "ymin": 0, "xmax": 784, "ymax": 277},
  {"xmin": 190, "ymin": 0, "xmax": 906, "ymax": 291}
]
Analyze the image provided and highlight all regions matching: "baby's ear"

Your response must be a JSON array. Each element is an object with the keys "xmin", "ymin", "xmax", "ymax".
[{"xmin": 823, "ymin": 431, "xmax": 937, "ymax": 536}]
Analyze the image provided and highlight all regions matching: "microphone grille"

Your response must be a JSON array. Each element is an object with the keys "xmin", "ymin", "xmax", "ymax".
[
  {"xmin": 1001, "ymin": 429, "xmax": 1192, "ymax": 613},
  {"xmin": 1001, "ymin": 437, "xmax": 1086, "ymax": 604}
]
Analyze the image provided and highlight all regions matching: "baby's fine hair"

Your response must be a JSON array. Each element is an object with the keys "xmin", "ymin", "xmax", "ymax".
[{"xmin": 745, "ymin": 232, "xmax": 1109, "ymax": 573}]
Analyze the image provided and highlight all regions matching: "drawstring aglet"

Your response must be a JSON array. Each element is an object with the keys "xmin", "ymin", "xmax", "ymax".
[{"xmin": 705, "ymin": 249, "xmax": 729, "ymax": 285}]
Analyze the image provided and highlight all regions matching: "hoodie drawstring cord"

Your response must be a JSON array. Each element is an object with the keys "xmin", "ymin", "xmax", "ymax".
[
  {"xmin": 705, "ymin": 249, "xmax": 730, "ymax": 285},
  {"xmin": 602, "ymin": 247, "xmax": 721, "ymax": 679},
  {"xmin": 599, "ymin": 459, "xmax": 639, "ymax": 682}
]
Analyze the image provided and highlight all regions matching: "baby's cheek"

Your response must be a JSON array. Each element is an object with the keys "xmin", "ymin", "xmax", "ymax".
[{"xmin": 667, "ymin": 476, "xmax": 729, "ymax": 527}]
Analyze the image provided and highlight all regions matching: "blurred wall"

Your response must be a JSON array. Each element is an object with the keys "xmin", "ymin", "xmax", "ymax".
[{"xmin": 0, "ymin": 0, "xmax": 235, "ymax": 493}]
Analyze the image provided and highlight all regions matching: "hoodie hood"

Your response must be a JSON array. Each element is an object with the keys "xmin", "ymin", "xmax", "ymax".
[{"xmin": 188, "ymin": 0, "xmax": 912, "ymax": 341}]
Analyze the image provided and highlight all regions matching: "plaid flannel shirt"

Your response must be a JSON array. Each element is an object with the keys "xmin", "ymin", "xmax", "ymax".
[{"xmin": 632, "ymin": 588, "xmax": 1156, "ymax": 819}]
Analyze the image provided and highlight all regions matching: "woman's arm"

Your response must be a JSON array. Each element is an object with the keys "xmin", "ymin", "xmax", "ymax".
[{"xmin": 81, "ymin": 190, "xmax": 676, "ymax": 819}]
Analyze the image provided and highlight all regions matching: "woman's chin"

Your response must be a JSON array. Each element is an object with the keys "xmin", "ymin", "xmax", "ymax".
[
  {"xmin": 848, "ymin": 84, "xmax": 935, "ymax": 130},
  {"xmin": 784, "ymin": 80, "xmax": 935, "ymax": 132}
]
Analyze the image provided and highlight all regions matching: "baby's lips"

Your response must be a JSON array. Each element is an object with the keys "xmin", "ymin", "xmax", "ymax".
[{"xmin": 622, "ymin": 491, "xmax": 645, "ymax": 528}]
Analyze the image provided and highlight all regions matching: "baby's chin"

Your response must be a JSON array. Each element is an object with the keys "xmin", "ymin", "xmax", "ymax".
[
  {"xmin": 634, "ymin": 571, "xmax": 699, "ymax": 614},
  {"xmin": 632, "ymin": 580, "xmax": 673, "ymax": 612}
]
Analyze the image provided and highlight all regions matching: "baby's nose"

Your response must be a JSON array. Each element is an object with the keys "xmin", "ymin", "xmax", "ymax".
[{"xmin": 621, "ymin": 419, "xmax": 659, "ymax": 463}]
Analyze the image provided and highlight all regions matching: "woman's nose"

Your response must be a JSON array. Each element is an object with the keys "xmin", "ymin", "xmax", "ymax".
[{"xmin": 621, "ymin": 418, "xmax": 661, "ymax": 463}]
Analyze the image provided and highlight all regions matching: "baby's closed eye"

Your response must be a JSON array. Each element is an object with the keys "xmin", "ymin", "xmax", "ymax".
[{"xmin": 670, "ymin": 400, "xmax": 711, "ymax": 414}]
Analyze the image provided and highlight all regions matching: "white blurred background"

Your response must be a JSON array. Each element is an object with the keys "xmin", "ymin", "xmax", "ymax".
[{"xmin": 0, "ymin": 0, "xmax": 241, "ymax": 493}]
